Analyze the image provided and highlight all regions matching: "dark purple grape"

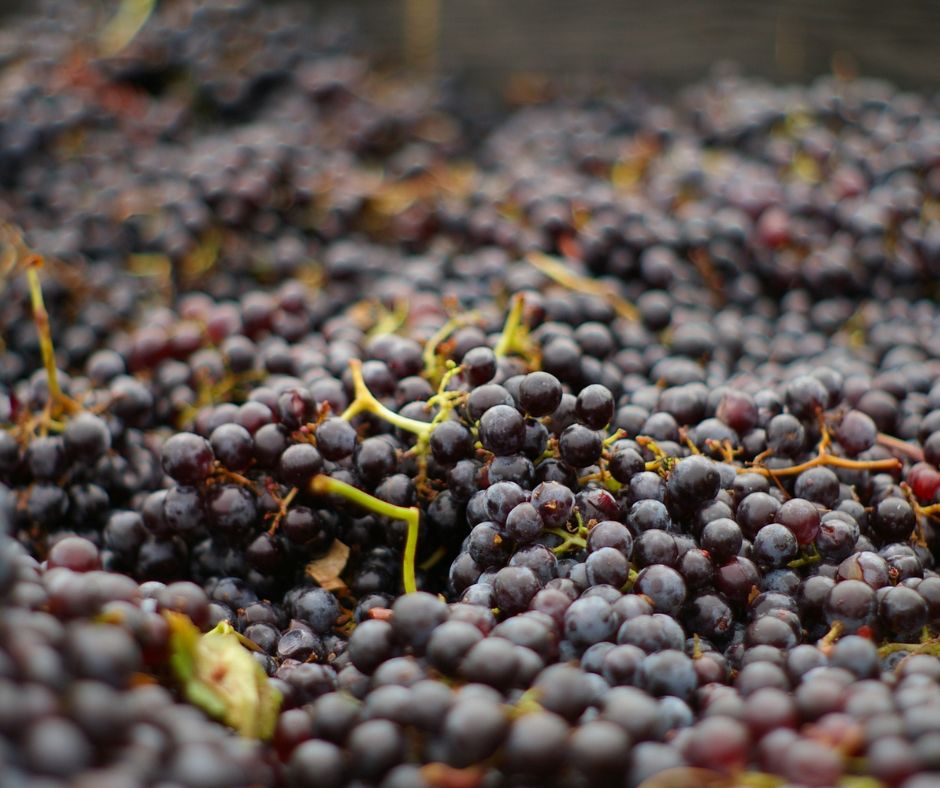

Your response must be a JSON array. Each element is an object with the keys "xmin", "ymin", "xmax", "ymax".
[
  {"xmin": 464, "ymin": 383, "xmax": 513, "ymax": 421},
  {"xmin": 665, "ymin": 455, "xmax": 720, "ymax": 512},
  {"xmin": 638, "ymin": 649, "xmax": 697, "ymax": 701},
  {"xmin": 479, "ymin": 405, "xmax": 526, "ymax": 456},
  {"xmin": 700, "ymin": 517, "xmax": 743, "ymax": 561},
  {"xmin": 205, "ymin": 484, "xmax": 257, "ymax": 537},
  {"xmin": 766, "ymin": 414, "xmax": 805, "ymax": 458},
  {"xmin": 564, "ymin": 595, "xmax": 617, "ymax": 648},
  {"xmin": 485, "ymin": 481, "xmax": 528, "ymax": 525},
  {"xmin": 634, "ymin": 564, "xmax": 686, "ymax": 615},
  {"xmin": 429, "ymin": 420, "xmax": 473, "ymax": 465},
  {"xmin": 462, "ymin": 346, "xmax": 497, "ymax": 387},
  {"xmin": 776, "ymin": 498, "xmax": 820, "ymax": 545},
  {"xmin": 390, "ymin": 591, "xmax": 448, "ymax": 653},
  {"xmin": 874, "ymin": 497, "xmax": 916, "ymax": 542},
  {"xmin": 493, "ymin": 566, "xmax": 541, "ymax": 615},
  {"xmin": 504, "ymin": 502, "xmax": 544, "ymax": 543},
  {"xmin": 752, "ymin": 523, "xmax": 799, "ymax": 569},
  {"xmin": 277, "ymin": 387, "xmax": 317, "ymax": 430},
  {"xmin": 633, "ymin": 529, "xmax": 678, "ymax": 568},
  {"xmin": 879, "ymin": 586, "xmax": 928, "ymax": 639},
  {"xmin": 209, "ymin": 423, "xmax": 254, "ymax": 472},
  {"xmin": 503, "ymin": 710, "xmax": 569, "ymax": 776},
  {"xmin": 576, "ymin": 384, "xmax": 614, "ymax": 430},
  {"xmin": 585, "ymin": 547, "xmax": 630, "ymax": 588},
  {"xmin": 354, "ymin": 437, "xmax": 397, "ymax": 485},
  {"xmin": 716, "ymin": 556, "xmax": 761, "ymax": 605},
  {"xmin": 825, "ymin": 579, "xmax": 877, "ymax": 634},
  {"xmin": 555, "ymin": 423, "xmax": 600, "ymax": 467},
  {"xmin": 62, "ymin": 413, "xmax": 111, "ymax": 462},
  {"xmin": 519, "ymin": 371, "xmax": 563, "ymax": 417},
  {"xmin": 277, "ymin": 443, "xmax": 323, "ymax": 486},
  {"xmin": 793, "ymin": 466, "xmax": 840, "ymax": 507},
  {"xmin": 161, "ymin": 432, "xmax": 214, "ymax": 485},
  {"xmin": 315, "ymin": 418, "xmax": 358, "ymax": 461},
  {"xmin": 716, "ymin": 390, "xmax": 759, "ymax": 435},
  {"xmin": 587, "ymin": 520, "xmax": 633, "ymax": 558},
  {"xmin": 785, "ymin": 376, "xmax": 828, "ymax": 420},
  {"xmin": 530, "ymin": 481, "xmax": 575, "ymax": 528},
  {"xmin": 427, "ymin": 620, "xmax": 483, "ymax": 674}
]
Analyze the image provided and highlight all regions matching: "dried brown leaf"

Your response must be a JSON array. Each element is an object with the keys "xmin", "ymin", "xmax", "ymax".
[{"xmin": 305, "ymin": 539, "xmax": 350, "ymax": 591}]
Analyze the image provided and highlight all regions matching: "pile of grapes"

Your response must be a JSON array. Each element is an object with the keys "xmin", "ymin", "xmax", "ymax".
[{"xmin": 4, "ymin": 1, "xmax": 940, "ymax": 786}]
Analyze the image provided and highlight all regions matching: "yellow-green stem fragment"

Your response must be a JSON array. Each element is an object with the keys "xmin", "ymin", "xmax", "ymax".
[
  {"xmin": 26, "ymin": 256, "xmax": 78, "ymax": 418},
  {"xmin": 526, "ymin": 251, "xmax": 638, "ymax": 321},
  {"xmin": 310, "ymin": 474, "xmax": 420, "ymax": 594},
  {"xmin": 493, "ymin": 292, "xmax": 526, "ymax": 358},
  {"xmin": 98, "ymin": 0, "xmax": 157, "ymax": 57},
  {"xmin": 341, "ymin": 358, "xmax": 434, "ymax": 437}
]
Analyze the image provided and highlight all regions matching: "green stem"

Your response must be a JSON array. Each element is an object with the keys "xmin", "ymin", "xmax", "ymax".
[
  {"xmin": 494, "ymin": 292, "xmax": 526, "ymax": 358},
  {"xmin": 310, "ymin": 474, "xmax": 419, "ymax": 594},
  {"xmin": 341, "ymin": 359, "xmax": 433, "ymax": 437},
  {"xmin": 98, "ymin": 0, "xmax": 157, "ymax": 57},
  {"xmin": 546, "ymin": 526, "xmax": 587, "ymax": 555},
  {"xmin": 621, "ymin": 568, "xmax": 639, "ymax": 593},
  {"xmin": 422, "ymin": 312, "xmax": 478, "ymax": 386},
  {"xmin": 27, "ymin": 256, "xmax": 79, "ymax": 418},
  {"xmin": 27, "ymin": 259, "xmax": 61, "ymax": 406},
  {"xmin": 787, "ymin": 544, "xmax": 822, "ymax": 569},
  {"xmin": 525, "ymin": 251, "xmax": 638, "ymax": 321},
  {"xmin": 878, "ymin": 633, "xmax": 940, "ymax": 659},
  {"xmin": 433, "ymin": 362, "xmax": 463, "ymax": 398}
]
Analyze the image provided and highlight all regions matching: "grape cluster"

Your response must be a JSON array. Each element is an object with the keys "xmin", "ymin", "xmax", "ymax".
[{"xmin": 3, "ymin": 0, "xmax": 940, "ymax": 786}]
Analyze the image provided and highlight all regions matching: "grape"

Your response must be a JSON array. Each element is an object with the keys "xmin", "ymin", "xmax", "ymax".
[
  {"xmin": 462, "ymin": 346, "xmax": 497, "ymax": 387},
  {"xmin": 161, "ymin": 433, "xmax": 214, "ymax": 486},
  {"xmin": 277, "ymin": 443, "xmax": 323, "ymax": 486},
  {"xmin": 530, "ymin": 481, "xmax": 575, "ymax": 528},
  {"xmin": 48, "ymin": 536, "xmax": 100, "ymax": 572},
  {"xmin": 429, "ymin": 420, "xmax": 473, "ymax": 465},
  {"xmin": 558, "ymin": 423, "xmax": 603, "ymax": 467},
  {"xmin": 700, "ymin": 517, "xmax": 743, "ymax": 561},
  {"xmin": 504, "ymin": 502, "xmax": 544, "ymax": 543},
  {"xmin": 503, "ymin": 710, "xmax": 569, "ymax": 775},
  {"xmin": 575, "ymin": 384, "xmax": 615, "ymax": 430},
  {"xmin": 479, "ymin": 405, "xmax": 526, "ymax": 456},
  {"xmin": 777, "ymin": 498, "xmax": 821, "ymax": 545}
]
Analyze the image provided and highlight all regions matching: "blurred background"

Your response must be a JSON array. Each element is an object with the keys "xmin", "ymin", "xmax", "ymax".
[
  {"xmin": 316, "ymin": 0, "xmax": 939, "ymax": 91},
  {"xmin": 1, "ymin": 0, "xmax": 936, "ymax": 91}
]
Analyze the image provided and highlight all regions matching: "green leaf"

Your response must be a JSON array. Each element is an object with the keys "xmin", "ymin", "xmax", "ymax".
[{"xmin": 165, "ymin": 612, "xmax": 281, "ymax": 740}]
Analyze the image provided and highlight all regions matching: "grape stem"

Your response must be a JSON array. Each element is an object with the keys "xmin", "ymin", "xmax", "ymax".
[
  {"xmin": 545, "ymin": 526, "xmax": 587, "ymax": 555},
  {"xmin": 26, "ymin": 255, "xmax": 80, "ymax": 420},
  {"xmin": 525, "ymin": 251, "xmax": 638, "ymax": 321},
  {"xmin": 421, "ymin": 310, "xmax": 479, "ymax": 387},
  {"xmin": 787, "ymin": 544, "xmax": 822, "ymax": 569},
  {"xmin": 900, "ymin": 482, "xmax": 933, "ymax": 547},
  {"xmin": 876, "ymin": 432, "xmax": 924, "ymax": 462},
  {"xmin": 878, "ymin": 631, "xmax": 940, "ymax": 659},
  {"xmin": 746, "ymin": 425, "xmax": 901, "ymax": 479},
  {"xmin": 310, "ymin": 473, "xmax": 419, "ymax": 594},
  {"xmin": 341, "ymin": 357, "xmax": 466, "ymax": 498},
  {"xmin": 341, "ymin": 359, "xmax": 436, "ymax": 437},
  {"xmin": 493, "ymin": 292, "xmax": 527, "ymax": 358},
  {"xmin": 98, "ymin": 0, "xmax": 157, "ymax": 57},
  {"xmin": 265, "ymin": 486, "xmax": 299, "ymax": 535},
  {"xmin": 817, "ymin": 620, "xmax": 844, "ymax": 653}
]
